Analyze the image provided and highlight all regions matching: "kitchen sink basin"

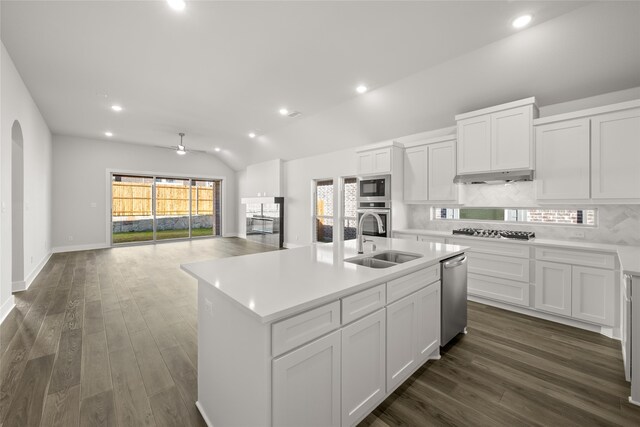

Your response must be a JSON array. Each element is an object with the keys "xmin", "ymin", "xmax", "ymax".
[
  {"xmin": 345, "ymin": 257, "xmax": 397, "ymax": 269},
  {"xmin": 372, "ymin": 251, "xmax": 422, "ymax": 264},
  {"xmin": 345, "ymin": 250, "xmax": 423, "ymax": 269}
]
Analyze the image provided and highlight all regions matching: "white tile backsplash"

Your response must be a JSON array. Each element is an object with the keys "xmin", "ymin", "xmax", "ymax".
[{"xmin": 406, "ymin": 182, "xmax": 640, "ymax": 246}]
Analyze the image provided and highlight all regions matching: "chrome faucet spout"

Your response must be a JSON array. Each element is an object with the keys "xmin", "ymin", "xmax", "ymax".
[{"xmin": 357, "ymin": 211, "xmax": 385, "ymax": 254}]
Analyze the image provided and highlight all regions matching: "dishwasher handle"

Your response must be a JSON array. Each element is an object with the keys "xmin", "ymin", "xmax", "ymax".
[{"xmin": 443, "ymin": 255, "xmax": 467, "ymax": 269}]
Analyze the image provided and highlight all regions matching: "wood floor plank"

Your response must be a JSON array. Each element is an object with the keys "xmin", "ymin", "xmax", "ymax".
[
  {"xmin": 108, "ymin": 345, "xmax": 156, "ymax": 427},
  {"xmin": 81, "ymin": 331, "xmax": 112, "ymax": 400},
  {"xmin": 79, "ymin": 389, "xmax": 116, "ymax": 427},
  {"xmin": 3, "ymin": 354, "xmax": 54, "ymax": 427},
  {"xmin": 103, "ymin": 309, "xmax": 131, "ymax": 353},
  {"xmin": 84, "ymin": 300, "xmax": 105, "ymax": 335},
  {"xmin": 28, "ymin": 312, "xmax": 64, "ymax": 360},
  {"xmin": 41, "ymin": 384, "xmax": 81, "ymax": 427},
  {"xmin": 159, "ymin": 345, "xmax": 198, "ymax": 411},
  {"xmin": 148, "ymin": 386, "xmax": 191, "ymax": 427},
  {"xmin": 48, "ymin": 328, "xmax": 83, "ymax": 394},
  {"xmin": 129, "ymin": 328, "xmax": 175, "ymax": 397},
  {"xmin": 119, "ymin": 298, "xmax": 147, "ymax": 334}
]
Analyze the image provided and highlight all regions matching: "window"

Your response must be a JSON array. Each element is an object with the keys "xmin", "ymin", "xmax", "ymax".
[
  {"xmin": 433, "ymin": 207, "xmax": 596, "ymax": 226},
  {"xmin": 342, "ymin": 177, "xmax": 358, "ymax": 241},
  {"xmin": 111, "ymin": 174, "xmax": 222, "ymax": 245},
  {"xmin": 314, "ymin": 179, "xmax": 334, "ymax": 243}
]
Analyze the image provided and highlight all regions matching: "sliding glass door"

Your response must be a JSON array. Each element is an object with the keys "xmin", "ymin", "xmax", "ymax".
[{"xmin": 111, "ymin": 174, "xmax": 222, "ymax": 245}]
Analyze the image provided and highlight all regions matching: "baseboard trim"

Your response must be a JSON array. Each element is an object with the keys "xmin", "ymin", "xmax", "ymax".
[
  {"xmin": 0, "ymin": 296, "xmax": 15, "ymax": 324},
  {"xmin": 12, "ymin": 280, "xmax": 26, "ymax": 292},
  {"xmin": 52, "ymin": 243, "xmax": 110, "ymax": 253},
  {"xmin": 222, "ymin": 233, "xmax": 238, "ymax": 238},
  {"xmin": 18, "ymin": 252, "xmax": 53, "ymax": 292},
  {"xmin": 468, "ymin": 295, "xmax": 620, "ymax": 340},
  {"xmin": 195, "ymin": 401, "xmax": 213, "ymax": 427}
]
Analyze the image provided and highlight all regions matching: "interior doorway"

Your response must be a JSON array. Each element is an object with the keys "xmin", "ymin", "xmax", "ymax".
[{"xmin": 11, "ymin": 120, "xmax": 24, "ymax": 290}]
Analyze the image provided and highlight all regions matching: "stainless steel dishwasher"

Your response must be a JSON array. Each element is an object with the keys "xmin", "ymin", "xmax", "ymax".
[{"xmin": 441, "ymin": 254, "xmax": 468, "ymax": 346}]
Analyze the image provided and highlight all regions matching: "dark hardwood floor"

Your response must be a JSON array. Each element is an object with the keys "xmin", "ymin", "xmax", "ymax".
[{"xmin": 1, "ymin": 237, "xmax": 638, "ymax": 426}]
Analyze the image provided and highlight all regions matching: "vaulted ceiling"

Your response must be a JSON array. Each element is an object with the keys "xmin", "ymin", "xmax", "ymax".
[{"xmin": 2, "ymin": 1, "xmax": 640, "ymax": 170}]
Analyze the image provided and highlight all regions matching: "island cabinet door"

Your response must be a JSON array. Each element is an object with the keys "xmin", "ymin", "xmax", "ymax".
[
  {"xmin": 272, "ymin": 330, "xmax": 341, "ymax": 427},
  {"xmin": 386, "ymin": 294, "xmax": 418, "ymax": 393},
  {"xmin": 341, "ymin": 309, "xmax": 386, "ymax": 427},
  {"xmin": 416, "ymin": 282, "xmax": 441, "ymax": 365}
]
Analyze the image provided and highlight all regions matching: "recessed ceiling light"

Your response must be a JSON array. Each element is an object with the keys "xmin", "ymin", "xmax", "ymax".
[
  {"xmin": 279, "ymin": 108, "xmax": 289, "ymax": 116},
  {"xmin": 111, "ymin": 105, "xmax": 123, "ymax": 112},
  {"xmin": 356, "ymin": 85, "xmax": 368, "ymax": 94},
  {"xmin": 167, "ymin": 0, "xmax": 186, "ymax": 11},
  {"xmin": 249, "ymin": 132, "xmax": 256, "ymax": 139},
  {"xmin": 104, "ymin": 131, "xmax": 113, "ymax": 137},
  {"xmin": 214, "ymin": 147, "xmax": 221, "ymax": 152},
  {"xmin": 512, "ymin": 14, "xmax": 532, "ymax": 29}
]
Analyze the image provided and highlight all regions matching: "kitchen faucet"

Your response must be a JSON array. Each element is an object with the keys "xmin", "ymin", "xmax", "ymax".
[{"xmin": 357, "ymin": 211, "xmax": 385, "ymax": 254}]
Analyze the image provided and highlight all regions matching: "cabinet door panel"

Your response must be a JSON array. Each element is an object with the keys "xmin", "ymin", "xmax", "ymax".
[
  {"xmin": 357, "ymin": 152, "xmax": 373, "ymax": 175},
  {"xmin": 491, "ymin": 105, "xmax": 532, "ymax": 171},
  {"xmin": 535, "ymin": 118, "xmax": 590, "ymax": 200},
  {"xmin": 572, "ymin": 266, "xmax": 615, "ymax": 326},
  {"xmin": 403, "ymin": 146, "xmax": 428, "ymax": 201},
  {"xmin": 373, "ymin": 149, "xmax": 392, "ymax": 174},
  {"xmin": 457, "ymin": 116, "xmax": 491, "ymax": 174},
  {"xmin": 534, "ymin": 261, "xmax": 572, "ymax": 316},
  {"xmin": 386, "ymin": 295, "xmax": 418, "ymax": 392},
  {"xmin": 467, "ymin": 252, "xmax": 530, "ymax": 283},
  {"xmin": 416, "ymin": 283, "xmax": 440, "ymax": 365},
  {"xmin": 428, "ymin": 141, "xmax": 458, "ymax": 202},
  {"xmin": 341, "ymin": 310, "xmax": 386, "ymax": 427},
  {"xmin": 591, "ymin": 108, "xmax": 640, "ymax": 199},
  {"xmin": 272, "ymin": 331, "xmax": 341, "ymax": 427}
]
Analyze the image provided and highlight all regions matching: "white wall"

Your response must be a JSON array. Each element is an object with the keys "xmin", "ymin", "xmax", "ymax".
[
  {"xmin": 1, "ymin": 42, "xmax": 53, "ymax": 319},
  {"xmin": 51, "ymin": 135, "xmax": 238, "ymax": 251}
]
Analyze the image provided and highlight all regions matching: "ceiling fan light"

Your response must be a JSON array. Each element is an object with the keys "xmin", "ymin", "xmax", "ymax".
[{"xmin": 176, "ymin": 147, "xmax": 187, "ymax": 155}]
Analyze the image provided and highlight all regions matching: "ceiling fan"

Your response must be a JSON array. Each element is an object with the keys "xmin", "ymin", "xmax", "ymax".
[{"xmin": 158, "ymin": 132, "xmax": 207, "ymax": 155}]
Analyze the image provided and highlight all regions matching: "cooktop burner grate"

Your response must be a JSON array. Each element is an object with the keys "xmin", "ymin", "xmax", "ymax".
[{"xmin": 452, "ymin": 228, "xmax": 535, "ymax": 240}]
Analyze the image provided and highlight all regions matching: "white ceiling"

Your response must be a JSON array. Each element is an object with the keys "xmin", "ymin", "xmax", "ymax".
[{"xmin": 2, "ymin": 1, "xmax": 639, "ymax": 170}]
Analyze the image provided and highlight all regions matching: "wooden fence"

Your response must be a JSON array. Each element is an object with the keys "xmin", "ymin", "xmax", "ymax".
[{"xmin": 112, "ymin": 182, "xmax": 215, "ymax": 217}]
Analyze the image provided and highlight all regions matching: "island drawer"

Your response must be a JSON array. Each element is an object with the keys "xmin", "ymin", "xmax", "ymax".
[
  {"xmin": 535, "ymin": 247, "xmax": 616, "ymax": 269},
  {"xmin": 387, "ymin": 264, "xmax": 440, "ymax": 304},
  {"xmin": 467, "ymin": 252, "xmax": 530, "ymax": 283},
  {"xmin": 272, "ymin": 301, "xmax": 341, "ymax": 357},
  {"xmin": 342, "ymin": 284, "xmax": 386, "ymax": 325}
]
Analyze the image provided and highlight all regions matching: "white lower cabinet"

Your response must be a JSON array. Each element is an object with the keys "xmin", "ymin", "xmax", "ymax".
[
  {"xmin": 416, "ymin": 283, "xmax": 441, "ymax": 365},
  {"xmin": 386, "ymin": 281, "xmax": 440, "ymax": 393},
  {"xmin": 386, "ymin": 293, "xmax": 418, "ymax": 392},
  {"xmin": 572, "ymin": 266, "xmax": 615, "ymax": 326},
  {"xmin": 535, "ymin": 261, "xmax": 615, "ymax": 326},
  {"xmin": 272, "ymin": 330, "xmax": 341, "ymax": 427},
  {"xmin": 535, "ymin": 261, "xmax": 572, "ymax": 316},
  {"xmin": 341, "ymin": 309, "xmax": 386, "ymax": 426}
]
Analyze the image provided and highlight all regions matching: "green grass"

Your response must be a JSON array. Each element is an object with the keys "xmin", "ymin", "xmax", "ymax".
[{"xmin": 112, "ymin": 227, "xmax": 215, "ymax": 244}]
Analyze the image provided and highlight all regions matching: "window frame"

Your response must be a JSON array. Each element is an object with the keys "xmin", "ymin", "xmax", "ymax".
[{"xmin": 313, "ymin": 178, "xmax": 335, "ymax": 243}]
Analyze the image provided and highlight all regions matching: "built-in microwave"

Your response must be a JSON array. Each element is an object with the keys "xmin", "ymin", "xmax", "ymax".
[{"xmin": 358, "ymin": 175, "xmax": 391, "ymax": 202}]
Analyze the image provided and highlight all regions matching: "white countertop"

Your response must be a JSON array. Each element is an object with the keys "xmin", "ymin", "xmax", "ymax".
[
  {"xmin": 397, "ymin": 228, "xmax": 640, "ymax": 276},
  {"xmin": 181, "ymin": 237, "xmax": 466, "ymax": 323}
]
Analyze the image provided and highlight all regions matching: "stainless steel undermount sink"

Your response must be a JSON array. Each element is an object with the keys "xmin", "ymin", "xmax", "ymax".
[
  {"xmin": 372, "ymin": 251, "xmax": 422, "ymax": 264},
  {"xmin": 345, "ymin": 250, "xmax": 423, "ymax": 269}
]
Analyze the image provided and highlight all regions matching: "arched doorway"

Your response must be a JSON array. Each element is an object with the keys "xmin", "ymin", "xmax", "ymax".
[{"xmin": 11, "ymin": 120, "xmax": 24, "ymax": 290}]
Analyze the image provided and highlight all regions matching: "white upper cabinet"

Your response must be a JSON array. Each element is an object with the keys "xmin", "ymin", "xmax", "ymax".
[
  {"xmin": 456, "ymin": 98, "xmax": 537, "ymax": 175},
  {"xmin": 491, "ymin": 105, "xmax": 534, "ymax": 171},
  {"xmin": 534, "ymin": 101, "xmax": 640, "ymax": 202},
  {"xmin": 403, "ymin": 146, "xmax": 428, "ymax": 201},
  {"xmin": 428, "ymin": 140, "xmax": 458, "ymax": 202},
  {"xmin": 403, "ymin": 136, "xmax": 457, "ymax": 203},
  {"xmin": 357, "ymin": 147, "xmax": 392, "ymax": 176},
  {"xmin": 591, "ymin": 108, "xmax": 640, "ymax": 200},
  {"xmin": 457, "ymin": 115, "xmax": 491, "ymax": 173},
  {"xmin": 535, "ymin": 118, "xmax": 590, "ymax": 200}
]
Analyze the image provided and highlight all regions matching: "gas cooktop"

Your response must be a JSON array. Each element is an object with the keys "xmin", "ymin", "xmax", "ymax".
[{"xmin": 452, "ymin": 228, "xmax": 535, "ymax": 240}]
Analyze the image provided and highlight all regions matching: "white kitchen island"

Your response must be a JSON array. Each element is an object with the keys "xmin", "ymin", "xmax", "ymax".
[{"xmin": 181, "ymin": 237, "xmax": 466, "ymax": 427}]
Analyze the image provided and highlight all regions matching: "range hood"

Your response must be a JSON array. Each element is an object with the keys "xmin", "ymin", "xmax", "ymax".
[
  {"xmin": 453, "ymin": 170, "xmax": 534, "ymax": 184},
  {"xmin": 241, "ymin": 196, "xmax": 284, "ymax": 204}
]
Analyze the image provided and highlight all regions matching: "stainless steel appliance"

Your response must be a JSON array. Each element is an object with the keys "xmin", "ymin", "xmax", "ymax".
[
  {"xmin": 453, "ymin": 228, "xmax": 535, "ymax": 240},
  {"xmin": 358, "ymin": 174, "xmax": 391, "ymax": 202},
  {"xmin": 441, "ymin": 254, "xmax": 468, "ymax": 346},
  {"xmin": 357, "ymin": 205, "xmax": 391, "ymax": 238}
]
